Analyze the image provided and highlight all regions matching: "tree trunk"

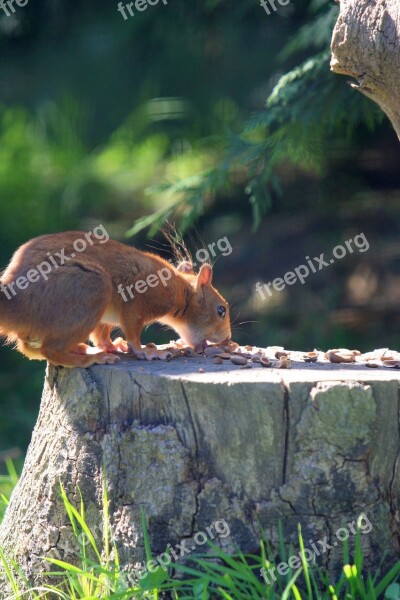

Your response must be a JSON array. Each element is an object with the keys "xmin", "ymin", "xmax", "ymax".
[
  {"xmin": 0, "ymin": 354, "xmax": 400, "ymax": 589},
  {"xmin": 331, "ymin": 0, "xmax": 400, "ymax": 139}
]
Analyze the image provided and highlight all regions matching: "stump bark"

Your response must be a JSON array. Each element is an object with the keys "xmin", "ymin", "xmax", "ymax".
[
  {"xmin": 0, "ymin": 355, "xmax": 400, "ymax": 586},
  {"xmin": 331, "ymin": 0, "xmax": 400, "ymax": 139}
]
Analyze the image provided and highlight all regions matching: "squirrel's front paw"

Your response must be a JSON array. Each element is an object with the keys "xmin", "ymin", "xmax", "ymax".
[
  {"xmin": 111, "ymin": 337, "xmax": 129, "ymax": 353},
  {"xmin": 129, "ymin": 343, "xmax": 173, "ymax": 361},
  {"xmin": 95, "ymin": 337, "xmax": 129, "ymax": 353}
]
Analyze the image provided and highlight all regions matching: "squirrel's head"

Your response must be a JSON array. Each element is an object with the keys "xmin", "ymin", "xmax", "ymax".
[{"xmin": 165, "ymin": 261, "xmax": 231, "ymax": 351}]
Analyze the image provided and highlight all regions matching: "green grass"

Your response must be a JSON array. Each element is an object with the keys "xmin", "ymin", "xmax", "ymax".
[
  {"xmin": 0, "ymin": 459, "xmax": 19, "ymax": 523},
  {"xmin": 1, "ymin": 467, "xmax": 400, "ymax": 599}
]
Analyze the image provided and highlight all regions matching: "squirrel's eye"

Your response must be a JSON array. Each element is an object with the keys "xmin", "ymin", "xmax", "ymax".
[{"xmin": 217, "ymin": 305, "xmax": 226, "ymax": 318}]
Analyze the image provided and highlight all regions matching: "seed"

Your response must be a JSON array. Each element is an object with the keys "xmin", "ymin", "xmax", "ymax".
[
  {"xmin": 183, "ymin": 347, "xmax": 195, "ymax": 357},
  {"xmin": 216, "ymin": 353, "xmax": 231, "ymax": 360},
  {"xmin": 198, "ymin": 368, "xmax": 205, "ymax": 373},
  {"xmin": 275, "ymin": 351, "xmax": 289, "ymax": 359},
  {"xmin": 275, "ymin": 359, "xmax": 291, "ymax": 369},
  {"xmin": 303, "ymin": 352, "xmax": 318, "ymax": 363},
  {"xmin": 230, "ymin": 355, "xmax": 248, "ymax": 365},
  {"xmin": 260, "ymin": 357, "xmax": 271, "ymax": 367},
  {"xmin": 204, "ymin": 346, "xmax": 222, "ymax": 357},
  {"xmin": 382, "ymin": 360, "xmax": 400, "ymax": 369},
  {"xmin": 251, "ymin": 353, "xmax": 263, "ymax": 363},
  {"xmin": 212, "ymin": 346, "xmax": 225, "ymax": 353},
  {"xmin": 214, "ymin": 357, "xmax": 224, "ymax": 365},
  {"xmin": 365, "ymin": 361, "xmax": 379, "ymax": 368},
  {"xmin": 327, "ymin": 351, "xmax": 355, "ymax": 364}
]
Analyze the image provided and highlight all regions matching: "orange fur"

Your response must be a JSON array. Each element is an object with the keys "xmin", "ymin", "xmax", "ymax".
[{"xmin": 0, "ymin": 232, "xmax": 231, "ymax": 367}]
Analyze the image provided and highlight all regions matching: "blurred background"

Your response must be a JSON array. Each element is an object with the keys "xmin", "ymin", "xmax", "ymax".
[{"xmin": 0, "ymin": 0, "xmax": 399, "ymax": 454}]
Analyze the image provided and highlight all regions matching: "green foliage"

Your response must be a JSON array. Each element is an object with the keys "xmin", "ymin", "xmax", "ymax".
[
  {"xmin": 167, "ymin": 524, "xmax": 400, "ymax": 599},
  {"xmin": 41, "ymin": 482, "xmax": 145, "ymax": 599},
  {"xmin": 1, "ymin": 473, "xmax": 400, "ymax": 599},
  {"xmin": 129, "ymin": 0, "xmax": 384, "ymax": 235},
  {"xmin": 0, "ymin": 101, "xmax": 88, "ymax": 251},
  {"xmin": 279, "ymin": 1, "xmax": 337, "ymax": 58},
  {"xmin": 0, "ymin": 459, "xmax": 19, "ymax": 523}
]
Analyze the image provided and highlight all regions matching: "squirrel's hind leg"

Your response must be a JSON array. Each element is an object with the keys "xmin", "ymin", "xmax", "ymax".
[
  {"xmin": 20, "ymin": 265, "xmax": 118, "ymax": 367},
  {"xmin": 40, "ymin": 342, "xmax": 119, "ymax": 367},
  {"xmin": 15, "ymin": 339, "xmax": 113, "ymax": 367}
]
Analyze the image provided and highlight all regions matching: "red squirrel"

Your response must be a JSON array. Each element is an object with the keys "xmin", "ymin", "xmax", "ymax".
[{"xmin": 0, "ymin": 231, "xmax": 231, "ymax": 368}]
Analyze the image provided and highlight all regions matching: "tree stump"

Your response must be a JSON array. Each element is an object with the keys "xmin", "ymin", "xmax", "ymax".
[
  {"xmin": 0, "ymin": 354, "xmax": 399, "ymax": 586},
  {"xmin": 331, "ymin": 0, "xmax": 400, "ymax": 140}
]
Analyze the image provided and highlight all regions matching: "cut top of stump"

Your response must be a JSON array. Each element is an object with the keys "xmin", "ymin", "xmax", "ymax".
[{"xmin": 87, "ymin": 349, "xmax": 400, "ymax": 385}]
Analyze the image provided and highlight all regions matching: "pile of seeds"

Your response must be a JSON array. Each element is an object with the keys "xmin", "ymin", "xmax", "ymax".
[
  {"xmin": 324, "ymin": 348, "xmax": 400, "ymax": 368},
  {"xmin": 159, "ymin": 341, "xmax": 400, "ymax": 370},
  {"xmin": 204, "ymin": 344, "xmax": 292, "ymax": 369}
]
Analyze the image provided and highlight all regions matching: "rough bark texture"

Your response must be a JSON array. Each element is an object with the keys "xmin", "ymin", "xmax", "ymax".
[
  {"xmin": 0, "ymin": 357, "xmax": 400, "ymax": 588},
  {"xmin": 331, "ymin": 0, "xmax": 400, "ymax": 139}
]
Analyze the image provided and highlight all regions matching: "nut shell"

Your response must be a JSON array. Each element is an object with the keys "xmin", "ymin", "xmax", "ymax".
[
  {"xmin": 230, "ymin": 355, "xmax": 248, "ymax": 366},
  {"xmin": 303, "ymin": 352, "xmax": 318, "ymax": 363},
  {"xmin": 260, "ymin": 357, "xmax": 271, "ymax": 367},
  {"xmin": 327, "ymin": 351, "xmax": 356, "ymax": 364}
]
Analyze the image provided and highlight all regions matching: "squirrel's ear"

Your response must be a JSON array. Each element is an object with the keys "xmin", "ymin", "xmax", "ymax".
[
  {"xmin": 177, "ymin": 260, "xmax": 194, "ymax": 274},
  {"xmin": 196, "ymin": 264, "xmax": 213, "ymax": 288}
]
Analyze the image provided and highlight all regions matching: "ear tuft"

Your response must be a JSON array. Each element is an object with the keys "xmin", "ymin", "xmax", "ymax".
[
  {"xmin": 197, "ymin": 264, "xmax": 213, "ymax": 288},
  {"xmin": 177, "ymin": 261, "xmax": 194, "ymax": 274}
]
